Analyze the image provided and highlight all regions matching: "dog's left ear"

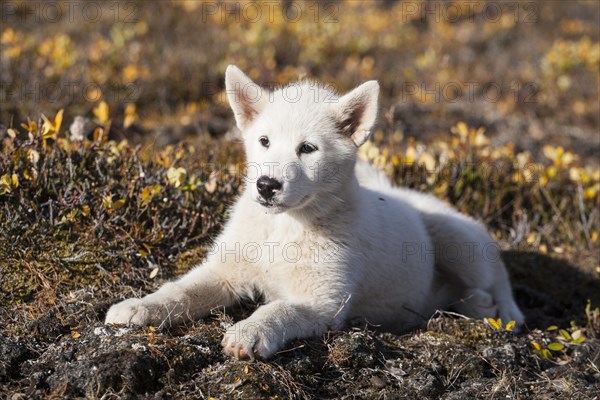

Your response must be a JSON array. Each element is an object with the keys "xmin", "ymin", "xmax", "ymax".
[
  {"xmin": 225, "ymin": 65, "xmax": 269, "ymax": 131},
  {"xmin": 334, "ymin": 81, "xmax": 380, "ymax": 147}
]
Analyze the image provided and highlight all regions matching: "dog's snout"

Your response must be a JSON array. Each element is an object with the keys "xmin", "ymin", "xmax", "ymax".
[{"xmin": 257, "ymin": 176, "xmax": 282, "ymax": 200}]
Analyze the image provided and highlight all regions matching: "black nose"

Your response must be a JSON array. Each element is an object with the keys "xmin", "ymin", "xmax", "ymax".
[{"xmin": 256, "ymin": 176, "xmax": 282, "ymax": 200}]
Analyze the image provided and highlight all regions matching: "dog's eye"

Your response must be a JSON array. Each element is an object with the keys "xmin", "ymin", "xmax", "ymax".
[
  {"xmin": 299, "ymin": 143, "xmax": 317, "ymax": 154},
  {"xmin": 259, "ymin": 136, "xmax": 270, "ymax": 148}
]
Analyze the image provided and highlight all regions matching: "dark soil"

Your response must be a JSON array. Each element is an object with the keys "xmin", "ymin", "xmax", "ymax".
[{"xmin": 1, "ymin": 249, "xmax": 599, "ymax": 399}]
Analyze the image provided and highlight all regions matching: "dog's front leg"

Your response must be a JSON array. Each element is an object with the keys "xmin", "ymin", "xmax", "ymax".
[
  {"xmin": 221, "ymin": 300, "xmax": 341, "ymax": 360},
  {"xmin": 105, "ymin": 263, "xmax": 237, "ymax": 328}
]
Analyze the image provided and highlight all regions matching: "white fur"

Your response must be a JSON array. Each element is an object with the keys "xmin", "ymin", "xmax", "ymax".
[{"xmin": 106, "ymin": 65, "xmax": 524, "ymax": 360}]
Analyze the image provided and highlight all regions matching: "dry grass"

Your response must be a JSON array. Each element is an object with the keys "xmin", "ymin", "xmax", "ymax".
[{"xmin": 1, "ymin": 1, "xmax": 599, "ymax": 398}]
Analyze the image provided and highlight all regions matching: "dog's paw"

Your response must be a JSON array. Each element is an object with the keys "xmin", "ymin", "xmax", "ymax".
[
  {"xmin": 221, "ymin": 320, "xmax": 280, "ymax": 361},
  {"xmin": 454, "ymin": 288, "xmax": 498, "ymax": 319},
  {"xmin": 105, "ymin": 298, "xmax": 154, "ymax": 326}
]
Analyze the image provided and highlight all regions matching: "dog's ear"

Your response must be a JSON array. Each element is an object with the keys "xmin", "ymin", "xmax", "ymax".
[
  {"xmin": 225, "ymin": 65, "xmax": 269, "ymax": 131},
  {"xmin": 334, "ymin": 81, "xmax": 379, "ymax": 147}
]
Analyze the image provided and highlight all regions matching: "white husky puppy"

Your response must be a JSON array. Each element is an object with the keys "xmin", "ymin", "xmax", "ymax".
[{"xmin": 106, "ymin": 65, "xmax": 524, "ymax": 360}]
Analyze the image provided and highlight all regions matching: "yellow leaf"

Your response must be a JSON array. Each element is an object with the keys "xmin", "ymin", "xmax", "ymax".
[
  {"xmin": 405, "ymin": 146, "xmax": 417, "ymax": 165},
  {"xmin": 571, "ymin": 330, "xmax": 583, "ymax": 340},
  {"xmin": 23, "ymin": 168, "xmax": 38, "ymax": 181},
  {"xmin": 367, "ymin": 144, "xmax": 379, "ymax": 160},
  {"xmin": 547, "ymin": 325, "xmax": 558, "ymax": 331},
  {"xmin": 55, "ymin": 109, "xmax": 64, "ymax": 133},
  {"xmin": 505, "ymin": 320, "xmax": 516, "ymax": 331},
  {"xmin": 102, "ymin": 195, "xmax": 124, "ymax": 211},
  {"xmin": 28, "ymin": 149, "xmax": 40, "ymax": 165},
  {"xmin": 418, "ymin": 152, "xmax": 436, "ymax": 171},
  {"xmin": 72, "ymin": 331, "xmax": 81, "ymax": 339},
  {"xmin": 584, "ymin": 184, "xmax": 599, "ymax": 200},
  {"xmin": 543, "ymin": 145, "xmax": 556, "ymax": 160},
  {"xmin": 569, "ymin": 167, "xmax": 581, "ymax": 182},
  {"xmin": 473, "ymin": 128, "xmax": 489, "ymax": 147},
  {"xmin": 81, "ymin": 205, "xmax": 90, "ymax": 216},
  {"xmin": 0, "ymin": 174, "xmax": 12, "ymax": 194},
  {"xmin": 21, "ymin": 118, "xmax": 37, "ymax": 133},
  {"xmin": 112, "ymin": 199, "xmax": 125, "ymax": 210},
  {"xmin": 41, "ymin": 115, "xmax": 55, "ymax": 139},
  {"xmin": 124, "ymin": 103, "xmax": 137, "ymax": 128},
  {"xmin": 205, "ymin": 171, "xmax": 218, "ymax": 193},
  {"xmin": 530, "ymin": 341, "xmax": 541, "ymax": 350},
  {"xmin": 40, "ymin": 109, "xmax": 63, "ymax": 140},
  {"xmin": 486, "ymin": 318, "xmax": 501, "ymax": 330},
  {"xmin": 453, "ymin": 122, "xmax": 469, "ymax": 139},
  {"xmin": 94, "ymin": 101, "xmax": 110, "ymax": 124},
  {"xmin": 167, "ymin": 167, "xmax": 186, "ymax": 188},
  {"xmin": 141, "ymin": 184, "xmax": 161, "ymax": 205},
  {"xmin": 125, "ymin": 103, "xmax": 136, "ymax": 116},
  {"xmin": 102, "ymin": 194, "xmax": 113, "ymax": 210},
  {"xmin": 561, "ymin": 151, "xmax": 574, "ymax": 166},
  {"xmin": 93, "ymin": 127, "xmax": 106, "ymax": 143},
  {"xmin": 124, "ymin": 114, "xmax": 136, "ymax": 128},
  {"xmin": 139, "ymin": 243, "xmax": 151, "ymax": 257}
]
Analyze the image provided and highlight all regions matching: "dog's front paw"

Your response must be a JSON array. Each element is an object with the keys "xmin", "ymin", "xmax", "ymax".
[
  {"xmin": 105, "ymin": 298, "xmax": 154, "ymax": 326},
  {"xmin": 221, "ymin": 320, "xmax": 280, "ymax": 360}
]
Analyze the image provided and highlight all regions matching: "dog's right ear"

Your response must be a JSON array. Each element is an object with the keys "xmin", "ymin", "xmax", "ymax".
[{"xmin": 225, "ymin": 65, "xmax": 269, "ymax": 131}]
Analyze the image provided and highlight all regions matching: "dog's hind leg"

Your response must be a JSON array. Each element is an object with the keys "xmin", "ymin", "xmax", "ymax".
[
  {"xmin": 420, "ymin": 211, "xmax": 524, "ymax": 326},
  {"xmin": 487, "ymin": 260, "xmax": 525, "ymax": 326}
]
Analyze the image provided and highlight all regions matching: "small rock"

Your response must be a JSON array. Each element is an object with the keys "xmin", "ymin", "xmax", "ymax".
[{"xmin": 370, "ymin": 375, "xmax": 387, "ymax": 389}]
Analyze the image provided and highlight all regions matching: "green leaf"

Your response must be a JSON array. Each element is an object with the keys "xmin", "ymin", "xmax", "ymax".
[
  {"xmin": 542, "ymin": 349, "xmax": 553, "ymax": 359},
  {"xmin": 559, "ymin": 329, "xmax": 572, "ymax": 341},
  {"xmin": 547, "ymin": 342, "xmax": 564, "ymax": 351}
]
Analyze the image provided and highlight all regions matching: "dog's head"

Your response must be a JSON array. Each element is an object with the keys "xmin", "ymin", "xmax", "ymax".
[{"xmin": 225, "ymin": 65, "xmax": 379, "ymax": 214}]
